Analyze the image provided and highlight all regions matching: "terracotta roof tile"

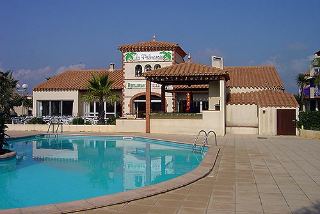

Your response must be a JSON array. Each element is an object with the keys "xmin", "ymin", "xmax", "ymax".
[
  {"xmin": 226, "ymin": 66, "xmax": 284, "ymax": 89},
  {"xmin": 173, "ymin": 84, "xmax": 208, "ymax": 90},
  {"xmin": 119, "ymin": 40, "xmax": 187, "ymax": 57},
  {"xmin": 227, "ymin": 90, "xmax": 298, "ymax": 108},
  {"xmin": 143, "ymin": 62, "xmax": 228, "ymax": 77},
  {"xmin": 33, "ymin": 69, "xmax": 123, "ymax": 91},
  {"xmin": 172, "ymin": 65, "xmax": 284, "ymax": 90}
]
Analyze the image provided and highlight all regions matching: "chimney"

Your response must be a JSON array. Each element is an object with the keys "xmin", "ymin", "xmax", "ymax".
[
  {"xmin": 109, "ymin": 63, "xmax": 115, "ymax": 71},
  {"xmin": 212, "ymin": 56, "xmax": 224, "ymax": 69}
]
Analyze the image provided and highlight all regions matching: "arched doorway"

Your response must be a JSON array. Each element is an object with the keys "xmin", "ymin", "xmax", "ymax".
[{"xmin": 131, "ymin": 93, "xmax": 161, "ymax": 118}]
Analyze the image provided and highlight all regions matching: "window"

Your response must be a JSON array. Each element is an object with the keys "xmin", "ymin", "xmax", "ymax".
[
  {"xmin": 62, "ymin": 101, "xmax": 73, "ymax": 116},
  {"xmin": 135, "ymin": 65, "xmax": 142, "ymax": 77},
  {"xmin": 145, "ymin": 64, "xmax": 152, "ymax": 72},
  {"xmin": 51, "ymin": 101, "xmax": 61, "ymax": 116},
  {"xmin": 41, "ymin": 101, "xmax": 49, "ymax": 116},
  {"xmin": 154, "ymin": 64, "xmax": 161, "ymax": 70},
  {"xmin": 89, "ymin": 102, "xmax": 94, "ymax": 113},
  {"xmin": 105, "ymin": 102, "xmax": 114, "ymax": 113}
]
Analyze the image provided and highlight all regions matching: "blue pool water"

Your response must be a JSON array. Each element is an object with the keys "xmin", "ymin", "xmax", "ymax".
[{"xmin": 0, "ymin": 135, "xmax": 205, "ymax": 209}]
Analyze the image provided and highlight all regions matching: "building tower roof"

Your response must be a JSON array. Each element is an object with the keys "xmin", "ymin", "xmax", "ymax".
[{"xmin": 119, "ymin": 39, "xmax": 187, "ymax": 57}]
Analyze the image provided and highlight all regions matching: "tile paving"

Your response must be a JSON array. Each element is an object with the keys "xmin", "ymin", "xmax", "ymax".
[{"xmin": 6, "ymin": 131, "xmax": 320, "ymax": 213}]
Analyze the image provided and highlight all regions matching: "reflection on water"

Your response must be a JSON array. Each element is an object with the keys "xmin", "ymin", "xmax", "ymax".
[{"xmin": 1, "ymin": 136, "xmax": 204, "ymax": 209}]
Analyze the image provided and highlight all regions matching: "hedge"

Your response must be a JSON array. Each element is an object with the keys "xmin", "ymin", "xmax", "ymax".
[{"xmin": 298, "ymin": 111, "xmax": 320, "ymax": 131}]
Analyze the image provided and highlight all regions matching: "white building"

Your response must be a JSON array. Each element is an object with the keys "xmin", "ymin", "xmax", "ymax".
[{"xmin": 33, "ymin": 38, "xmax": 298, "ymax": 135}]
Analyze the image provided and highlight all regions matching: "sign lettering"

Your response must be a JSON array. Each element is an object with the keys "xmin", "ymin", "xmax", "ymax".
[
  {"xmin": 124, "ymin": 51, "xmax": 172, "ymax": 62},
  {"xmin": 127, "ymin": 82, "xmax": 161, "ymax": 89}
]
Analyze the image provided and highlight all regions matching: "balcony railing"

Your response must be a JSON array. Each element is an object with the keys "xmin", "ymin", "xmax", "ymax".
[{"xmin": 303, "ymin": 86, "xmax": 320, "ymax": 98}]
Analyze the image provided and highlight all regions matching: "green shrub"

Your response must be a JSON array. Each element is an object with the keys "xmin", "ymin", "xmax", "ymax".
[
  {"xmin": 298, "ymin": 111, "xmax": 320, "ymax": 130},
  {"xmin": 107, "ymin": 115, "xmax": 116, "ymax": 125},
  {"xmin": 27, "ymin": 117, "xmax": 46, "ymax": 124},
  {"xmin": 72, "ymin": 117, "xmax": 84, "ymax": 125},
  {"xmin": 85, "ymin": 120, "xmax": 91, "ymax": 125}
]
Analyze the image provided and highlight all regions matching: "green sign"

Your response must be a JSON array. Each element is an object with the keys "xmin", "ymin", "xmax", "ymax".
[{"xmin": 124, "ymin": 51, "xmax": 172, "ymax": 62}]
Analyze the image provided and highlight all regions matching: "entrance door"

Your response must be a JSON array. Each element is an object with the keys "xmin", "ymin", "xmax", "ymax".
[
  {"xmin": 135, "ymin": 102, "xmax": 146, "ymax": 118},
  {"xmin": 277, "ymin": 109, "xmax": 296, "ymax": 135}
]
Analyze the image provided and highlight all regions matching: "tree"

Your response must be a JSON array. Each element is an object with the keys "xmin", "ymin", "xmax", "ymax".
[
  {"xmin": 0, "ymin": 71, "xmax": 18, "ymax": 120},
  {"xmin": 296, "ymin": 73, "xmax": 308, "ymax": 111},
  {"xmin": 82, "ymin": 74, "xmax": 119, "ymax": 125},
  {"xmin": 0, "ymin": 70, "xmax": 17, "ymax": 154},
  {"xmin": 0, "ymin": 112, "xmax": 9, "ymax": 154}
]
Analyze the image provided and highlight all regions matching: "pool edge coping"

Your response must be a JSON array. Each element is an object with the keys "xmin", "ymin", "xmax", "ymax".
[{"xmin": 0, "ymin": 134, "xmax": 220, "ymax": 214}]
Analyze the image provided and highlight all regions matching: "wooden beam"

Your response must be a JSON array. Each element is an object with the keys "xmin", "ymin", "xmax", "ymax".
[
  {"xmin": 146, "ymin": 79, "xmax": 151, "ymax": 133},
  {"xmin": 161, "ymin": 84, "xmax": 166, "ymax": 112}
]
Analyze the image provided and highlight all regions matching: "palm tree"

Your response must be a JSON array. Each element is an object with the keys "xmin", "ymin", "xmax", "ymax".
[
  {"xmin": 125, "ymin": 52, "xmax": 136, "ymax": 62},
  {"xmin": 83, "ymin": 74, "xmax": 119, "ymax": 125},
  {"xmin": 296, "ymin": 73, "xmax": 308, "ymax": 111},
  {"xmin": 160, "ymin": 51, "xmax": 172, "ymax": 61}
]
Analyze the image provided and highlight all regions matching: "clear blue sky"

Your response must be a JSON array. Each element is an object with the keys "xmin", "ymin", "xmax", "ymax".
[{"xmin": 0, "ymin": 0, "xmax": 319, "ymax": 93}]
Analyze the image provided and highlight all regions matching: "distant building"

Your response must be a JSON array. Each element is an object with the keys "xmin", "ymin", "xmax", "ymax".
[
  {"xmin": 303, "ymin": 50, "xmax": 320, "ymax": 111},
  {"xmin": 33, "ymin": 38, "xmax": 298, "ymax": 135}
]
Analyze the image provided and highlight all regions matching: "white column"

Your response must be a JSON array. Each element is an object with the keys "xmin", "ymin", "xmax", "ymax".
[
  {"xmin": 83, "ymin": 102, "xmax": 87, "ymax": 117},
  {"xmin": 104, "ymin": 101, "xmax": 107, "ymax": 118},
  {"xmin": 200, "ymin": 101, "xmax": 203, "ymax": 113},
  {"xmin": 114, "ymin": 101, "xmax": 117, "ymax": 116},
  {"xmin": 219, "ymin": 79, "xmax": 226, "ymax": 135},
  {"xmin": 93, "ymin": 102, "xmax": 96, "ymax": 117}
]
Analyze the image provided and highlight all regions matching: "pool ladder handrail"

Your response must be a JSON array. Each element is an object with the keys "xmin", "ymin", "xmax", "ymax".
[
  {"xmin": 192, "ymin": 130, "xmax": 217, "ymax": 153},
  {"xmin": 47, "ymin": 117, "xmax": 63, "ymax": 133}
]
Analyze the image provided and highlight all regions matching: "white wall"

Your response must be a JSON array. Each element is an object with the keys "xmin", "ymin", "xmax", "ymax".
[
  {"xmin": 226, "ymin": 127, "xmax": 258, "ymax": 135},
  {"xmin": 115, "ymin": 119, "xmax": 146, "ymax": 132},
  {"xmin": 150, "ymin": 110, "xmax": 224, "ymax": 136},
  {"xmin": 226, "ymin": 104, "xmax": 258, "ymax": 127},
  {"xmin": 122, "ymin": 59, "xmax": 174, "ymax": 115},
  {"xmin": 6, "ymin": 124, "xmax": 117, "ymax": 132},
  {"xmin": 33, "ymin": 90, "xmax": 79, "ymax": 117},
  {"xmin": 258, "ymin": 107, "xmax": 298, "ymax": 136}
]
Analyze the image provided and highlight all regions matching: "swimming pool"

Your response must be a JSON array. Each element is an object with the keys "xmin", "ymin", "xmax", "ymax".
[{"xmin": 0, "ymin": 135, "xmax": 206, "ymax": 210}]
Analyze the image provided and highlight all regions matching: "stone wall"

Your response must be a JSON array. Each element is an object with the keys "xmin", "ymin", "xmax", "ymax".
[{"xmin": 299, "ymin": 129, "xmax": 320, "ymax": 139}]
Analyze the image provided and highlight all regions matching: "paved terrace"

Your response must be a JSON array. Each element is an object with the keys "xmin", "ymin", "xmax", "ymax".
[{"xmin": 6, "ymin": 132, "xmax": 320, "ymax": 214}]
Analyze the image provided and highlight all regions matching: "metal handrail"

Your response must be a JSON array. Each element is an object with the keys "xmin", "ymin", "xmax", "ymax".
[
  {"xmin": 207, "ymin": 130, "xmax": 217, "ymax": 146},
  {"xmin": 192, "ymin": 130, "xmax": 218, "ymax": 153},
  {"xmin": 47, "ymin": 118, "xmax": 63, "ymax": 133},
  {"xmin": 193, "ymin": 129, "xmax": 207, "ymax": 145}
]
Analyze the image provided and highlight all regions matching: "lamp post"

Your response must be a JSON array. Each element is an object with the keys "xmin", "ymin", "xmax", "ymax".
[{"xmin": 16, "ymin": 83, "xmax": 28, "ymax": 116}]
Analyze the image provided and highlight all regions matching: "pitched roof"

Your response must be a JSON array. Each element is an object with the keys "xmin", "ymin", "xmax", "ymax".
[
  {"xmin": 171, "ymin": 65, "xmax": 284, "ymax": 90},
  {"xmin": 226, "ymin": 66, "xmax": 284, "ymax": 90},
  {"xmin": 144, "ymin": 62, "xmax": 227, "ymax": 77},
  {"xmin": 227, "ymin": 90, "xmax": 298, "ymax": 108},
  {"xmin": 119, "ymin": 40, "xmax": 187, "ymax": 57},
  {"xmin": 33, "ymin": 69, "xmax": 123, "ymax": 91}
]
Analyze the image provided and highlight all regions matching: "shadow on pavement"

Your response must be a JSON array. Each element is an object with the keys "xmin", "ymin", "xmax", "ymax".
[{"xmin": 293, "ymin": 201, "xmax": 320, "ymax": 214}]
